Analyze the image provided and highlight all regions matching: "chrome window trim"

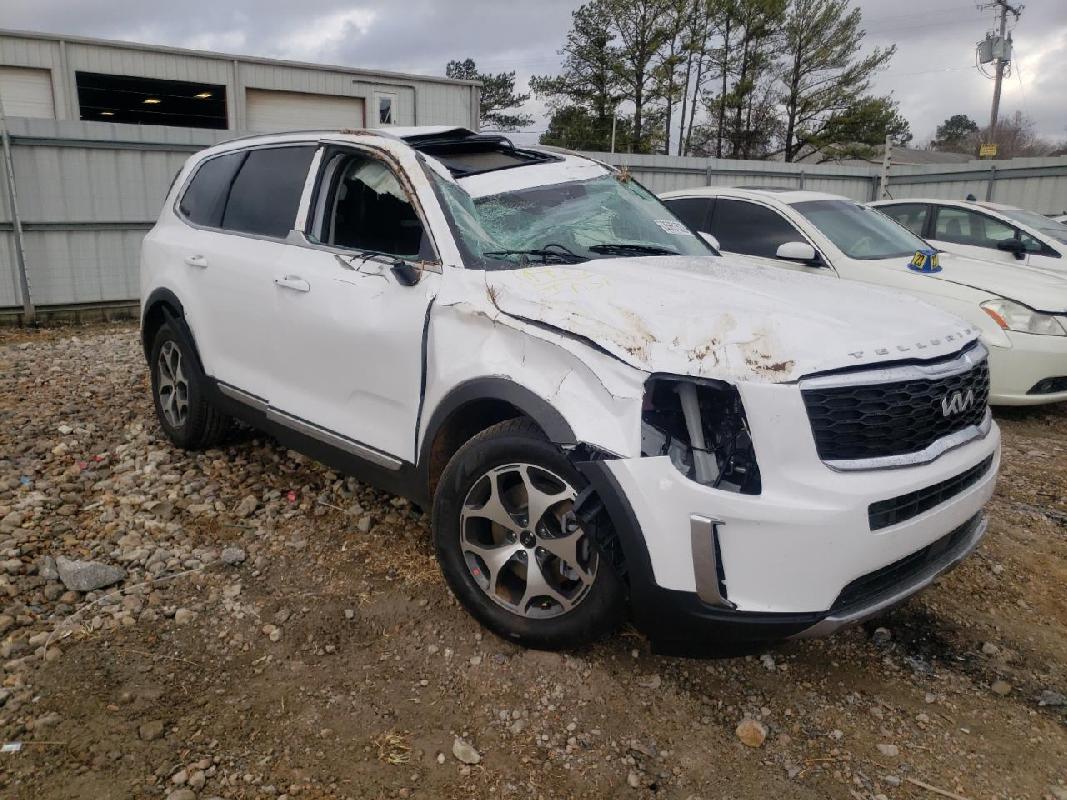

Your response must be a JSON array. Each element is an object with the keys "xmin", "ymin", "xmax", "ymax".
[{"xmin": 799, "ymin": 342, "xmax": 988, "ymax": 390}]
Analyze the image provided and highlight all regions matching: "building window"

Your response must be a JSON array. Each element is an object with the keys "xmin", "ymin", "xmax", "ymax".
[
  {"xmin": 76, "ymin": 72, "xmax": 227, "ymax": 129},
  {"xmin": 376, "ymin": 92, "xmax": 397, "ymax": 126}
]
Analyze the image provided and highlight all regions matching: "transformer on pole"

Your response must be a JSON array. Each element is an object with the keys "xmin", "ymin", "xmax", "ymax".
[{"xmin": 977, "ymin": 1, "xmax": 1023, "ymax": 148}]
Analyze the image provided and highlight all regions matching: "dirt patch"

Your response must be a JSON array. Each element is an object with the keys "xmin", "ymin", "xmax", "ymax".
[{"xmin": 0, "ymin": 323, "xmax": 1064, "ymax": 799}]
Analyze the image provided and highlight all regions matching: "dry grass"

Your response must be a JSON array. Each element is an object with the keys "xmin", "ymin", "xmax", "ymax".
[{"xmin": 372, "ymin": 731, "xmax": 412, "ymax": 765}]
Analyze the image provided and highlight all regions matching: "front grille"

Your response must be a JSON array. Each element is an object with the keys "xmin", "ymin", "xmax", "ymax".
[
  {"xmin": 831, "ymin": 514, "xmax": 980, "ymax": 612},
  {"xmin": 802, "ymin": 354, "xmax": 989, "ymax": 463},
  {"xmin": 1028, "ymin": 376, "xmax": 1067, "ymax": 395},
  {"xmin": 868, "ymin": 454, "xmax": 994, "ymax": 531}
]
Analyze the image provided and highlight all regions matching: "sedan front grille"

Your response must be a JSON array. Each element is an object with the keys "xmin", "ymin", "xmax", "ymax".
[{"xmin": 801, "ymin": 346, "xmax": 990, "ymax": 465}]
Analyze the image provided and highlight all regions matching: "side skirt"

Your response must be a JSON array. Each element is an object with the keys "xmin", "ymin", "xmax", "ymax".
[{"xmin": 204, "ymin": 377, "xmax": 431, "ymax": 508}]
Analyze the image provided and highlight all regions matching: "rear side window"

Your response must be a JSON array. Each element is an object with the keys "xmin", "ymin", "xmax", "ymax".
[
  {"xmin": 222, "ymin": 146, "xmax": 317, "ymax": 238},
  {"xmin": 178, "ymin": 152, "xmax": 244, "ymax": 228},
  {"xmin": 933, "ymin": 206, "xmax": 1015, "ymax": 248},
  {"xmin": 663, "ymin": 197, "xmax": 714, "ymax": 232},
  {"xmin": 880, "ymin": 203, "xmax": 929, "ymax": 236},
  {"xmin": 710, "ymin": 198, "xmax": 804, "ymax": 258}
]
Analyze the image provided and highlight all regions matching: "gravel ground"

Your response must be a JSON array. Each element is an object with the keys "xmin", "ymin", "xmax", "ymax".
[{"xmin": 0, "ymin": 322, "xmax": 1065, "ymax": 800}]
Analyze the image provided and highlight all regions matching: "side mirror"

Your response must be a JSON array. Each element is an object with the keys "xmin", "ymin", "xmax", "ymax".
[
  {"xmin": 698, "ymin": 231, "xmax": 720, "ymax": 251},
  {"xmin": 996, "ymin": 238, "xmax": 1026, "ymax": 260},
  {"xmin": 776, "ymin": 241, "xmax": 821, "ymax": 265},
  {"xmin": 390, "ymin": 261, "xmax": 421, "ymax": 286}
]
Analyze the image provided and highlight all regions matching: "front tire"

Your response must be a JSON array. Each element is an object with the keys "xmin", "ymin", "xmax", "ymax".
[
  {"xmin": 149, "ymin": 321, "xmax": 230, "ymax": 450},
  {"xmin": 432, "ymin": 418, "xmax": 626, "ymax": 650}
]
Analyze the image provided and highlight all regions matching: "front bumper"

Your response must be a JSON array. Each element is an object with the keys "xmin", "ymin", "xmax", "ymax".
[
  {"xmin": 574, "ymin": 381, "xmax": 1000, "ymax": 651},
  {"xmin": 987, "ymin": 331, "xmax": 1067, "ymax": 405}
]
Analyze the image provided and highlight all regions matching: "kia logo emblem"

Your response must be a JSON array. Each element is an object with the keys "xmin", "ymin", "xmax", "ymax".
[{"xmin": 941, "ymin": 389, "xmax": 975, "ymax": 417}]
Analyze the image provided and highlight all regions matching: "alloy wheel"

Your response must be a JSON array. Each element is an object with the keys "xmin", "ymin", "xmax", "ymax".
[
  {"xmin": 156, "ymin": 340, "xmax": 190, "ymax": 428},
  {"xmin": 459, "ymin": 463, "xmax": 597, "ymax": 619}
]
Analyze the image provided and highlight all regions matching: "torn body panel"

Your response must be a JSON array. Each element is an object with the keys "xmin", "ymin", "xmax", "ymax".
[{"xmin": 423, "ymin": 266, "xmax": 645, "ymax": 459}]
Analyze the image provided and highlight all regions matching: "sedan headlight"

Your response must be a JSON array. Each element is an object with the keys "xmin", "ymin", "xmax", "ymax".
[
  {"xmin": 981, "ymin": 299, "xmax": 1066, "ymax": 336},
  {"xmin": 641, "ymin": 378, "xmax": 761, "ymax": 494}
]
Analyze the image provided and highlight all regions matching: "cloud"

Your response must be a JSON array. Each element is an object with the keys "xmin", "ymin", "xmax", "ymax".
[{"xmin": 4, "ymin": 0, "xmax": 1064, "ymax": 144}]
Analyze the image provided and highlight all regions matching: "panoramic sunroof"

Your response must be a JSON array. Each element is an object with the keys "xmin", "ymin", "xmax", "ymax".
[{"xmin": 409, "ymin": 132, "xmax": 559, "ymax": 178}]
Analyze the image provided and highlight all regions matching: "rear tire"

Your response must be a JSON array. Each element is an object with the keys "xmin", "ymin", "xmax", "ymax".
[
  {"xmin": 432, "ymin": 418, "xmax": 626, "ymax": 650},
  {"xmin": 149, "ymin": 320, "xmax": 231, "ymax": 450}
]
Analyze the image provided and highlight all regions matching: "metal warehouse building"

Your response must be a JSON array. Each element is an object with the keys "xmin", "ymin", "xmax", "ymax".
[{"xmin": 0, "ymin": 29, "xmax": 479, "ymax": 318}]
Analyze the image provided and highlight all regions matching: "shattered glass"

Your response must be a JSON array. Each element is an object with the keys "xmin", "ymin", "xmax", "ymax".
[{"xmin": 433, "ymin": 173, "xmax": 715, "ymax": 269}]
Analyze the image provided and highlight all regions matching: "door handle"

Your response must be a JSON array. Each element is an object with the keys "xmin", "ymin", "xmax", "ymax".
[
  {"xmin": 184, "ymin": 255, "xmax": 208, "ymax": 268},
  {"xmin": 274, "ymin": 275, "xmax": 311, "ymax": 293}
]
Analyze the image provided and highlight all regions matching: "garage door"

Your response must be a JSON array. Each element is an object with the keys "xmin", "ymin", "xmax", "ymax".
[
  {"xmin": 0, "ymin": 67, "xmax": 56, "ymax": 119},
  {"xmin": 245, "ymin": 89, "xmax": 365, "ymax": 133}
]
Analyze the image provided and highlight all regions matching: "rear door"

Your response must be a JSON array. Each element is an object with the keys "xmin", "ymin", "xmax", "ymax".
[
  {"xmin": 175, "ymin": 144, "xmax": 317, "ymax": 401},
  {"xmin": 708, "ymin": 198, "xmax": 827, "ymax": 275},
  {"xmin": 268, "ymin": 145, "xmax": 441, "ymax": 464}
]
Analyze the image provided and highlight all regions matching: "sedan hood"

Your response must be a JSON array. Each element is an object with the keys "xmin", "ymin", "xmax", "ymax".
[
  {"xmin": 902, "ymin": 251, "xmax": 1067, "ymax": 314},
  {"xmin": 484, "ymin": 256, "xmax": 978, "ymax": 383}
]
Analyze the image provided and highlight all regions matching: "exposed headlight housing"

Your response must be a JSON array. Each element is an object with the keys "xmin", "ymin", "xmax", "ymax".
[
  {"xmin": 641, "ymin": 377, "xmax": 761, "ymax": 494},
  {"xmin": 981, "ymin": 299, "xmax": 1066, "ymax": 336}
]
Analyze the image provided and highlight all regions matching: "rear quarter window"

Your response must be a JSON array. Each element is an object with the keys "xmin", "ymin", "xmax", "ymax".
[{"xmin": 178, "ymin": 152, "xmax": 244, "ymax": 228}]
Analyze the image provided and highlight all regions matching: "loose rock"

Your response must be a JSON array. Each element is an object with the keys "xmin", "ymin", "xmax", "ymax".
[
  {"xmin": 735, "ymin": 718, "xmax": 768, "ymax": 748},
  {"xmin": 452, "ymin": 736, "xmax": 481, "ymax": 765},
  {"xmin": 55, "ymin": 556, "xmax": 125, "ymax": 592}
]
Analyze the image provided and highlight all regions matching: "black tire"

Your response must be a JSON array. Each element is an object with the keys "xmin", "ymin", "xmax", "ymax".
[
  {"xmin": 148, "ymin": 320, "xmax": 231, "ymax": 450},
  {"xmin": 432, "ymin": 418, "xmax": 626, "ymax": 650}
]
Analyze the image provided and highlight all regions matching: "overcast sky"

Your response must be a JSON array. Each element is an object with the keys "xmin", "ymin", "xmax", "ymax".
[{"xmin": 6, "ymin": 0, "xmax": 1066, "ymax": 146}]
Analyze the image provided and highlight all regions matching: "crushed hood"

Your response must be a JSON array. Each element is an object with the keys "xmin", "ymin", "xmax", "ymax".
[
  {"xmin": 483, "ymin": 256, "xmax": 978, "ymax": 383},
  {"xmin": 900, "ymin": 251, "xmax": 1067, "ymax": 314}
]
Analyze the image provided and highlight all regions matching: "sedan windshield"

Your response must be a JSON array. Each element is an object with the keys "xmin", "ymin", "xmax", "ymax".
[
  {"xmin": 793, "ymin": 199, "xmax": 928, "ymax": 260},
  {"xmin": 996, "ymin": 207, "xmax": 1067, "ymax": 245},
  {"xmin": 432, "ymin": 171, "xmax": 715, "ymax": 269}
]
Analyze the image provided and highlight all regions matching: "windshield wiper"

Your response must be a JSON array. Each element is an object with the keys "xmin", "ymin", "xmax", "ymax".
[
  {"xmin": 483, "ymin": 244, "xmax": 586, "ymax": 265},
  {"xmin": 588, "ymin": 243, "xmax": 679, "ymax": 256}
]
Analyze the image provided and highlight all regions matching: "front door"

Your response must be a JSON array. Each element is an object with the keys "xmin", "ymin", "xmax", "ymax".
[
  {"xmin": 709, "ymin": 197, "xmax": 828, "ymax": 275},
  {"xmin": 269, "ymin": 147, "xmax": 441, "ymax": 464}
]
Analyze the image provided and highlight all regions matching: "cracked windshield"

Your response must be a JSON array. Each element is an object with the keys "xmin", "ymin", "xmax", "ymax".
[{"xmin": 436, "ymin": 171, "xmax": 715, "ymax": 268}]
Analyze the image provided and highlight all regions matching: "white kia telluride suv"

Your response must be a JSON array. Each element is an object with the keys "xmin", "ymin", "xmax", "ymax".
[{"xmin": 141, "ymin": 127, "xmax": 1000, "ymax": 653}]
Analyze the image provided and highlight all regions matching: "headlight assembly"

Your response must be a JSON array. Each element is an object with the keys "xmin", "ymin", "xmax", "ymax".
[
  {"xmin": 981, "ymin": 299, "xmax": 1066, "ymax": 336},
  {"xmin": 640, "ymin": 377, "xmax": 761, "ymax": 494}
]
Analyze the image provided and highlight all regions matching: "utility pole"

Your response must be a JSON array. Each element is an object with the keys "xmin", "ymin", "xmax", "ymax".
[
  {"xmin": 878, "ymin": 134, "xmax": 893, "ymax": 200},
  {"xmin": 982, "ymin": 1, "xmax": 1022, "ymax": 139}
]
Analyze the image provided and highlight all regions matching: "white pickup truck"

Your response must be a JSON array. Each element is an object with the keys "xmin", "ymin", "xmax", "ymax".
[{"xmin": 140, "ymin": 128, "xmax": 999, "ymax": 652}]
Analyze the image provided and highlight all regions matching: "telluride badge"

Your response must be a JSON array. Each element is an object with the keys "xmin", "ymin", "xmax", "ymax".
[{"xmin": 908, "ymin": 248, "xmax": 942, "ymax": 273}]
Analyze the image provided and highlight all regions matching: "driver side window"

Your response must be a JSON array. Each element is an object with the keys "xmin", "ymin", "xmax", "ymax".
[{"xmin": 313, "ymin": 151, "xmax": 429, "ymax": 259}]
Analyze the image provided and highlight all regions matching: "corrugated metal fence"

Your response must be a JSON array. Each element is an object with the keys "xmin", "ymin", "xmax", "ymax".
[
  {"xmin": 0, "ymin": 117, "xmax": 229, "ymax": 312},
  {"xmin": 582, "ymin": 151, "xmax": 1067, "ymax": 214},
  {"xmin": 3, "ymin": 116, "xmax": 1067, "ymax": 315}
]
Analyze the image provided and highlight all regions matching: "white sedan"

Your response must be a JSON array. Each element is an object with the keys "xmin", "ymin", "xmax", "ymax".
[
  {"xmin": 660, "ymin": 187, "xmax": 1067, "ymax": 405},
  {"xmin": 870, "ymin": 198, "xmax": 1067, "ymax": 273}
]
